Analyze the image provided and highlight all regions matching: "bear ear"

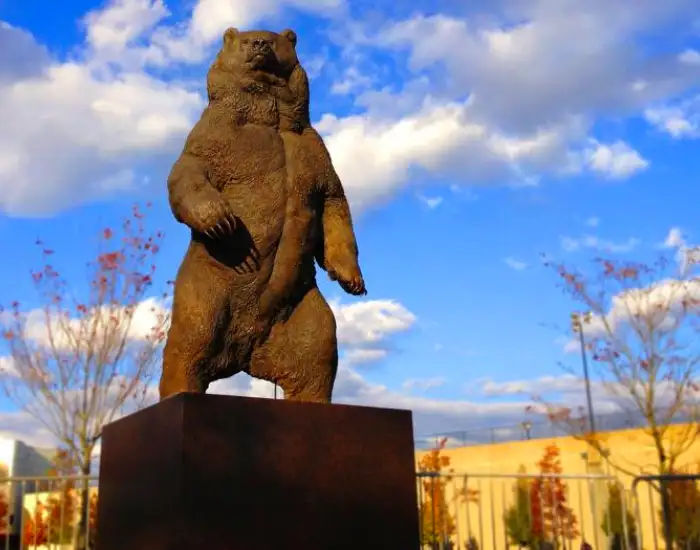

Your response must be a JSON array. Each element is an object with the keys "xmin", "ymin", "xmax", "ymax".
[
  {"xmin": 223, "ymin": 27, "xmax": 239, "ymax": 45},
  {"xmin": 280, "ymin": 28, "xmax": 297, "ymax": 46}
]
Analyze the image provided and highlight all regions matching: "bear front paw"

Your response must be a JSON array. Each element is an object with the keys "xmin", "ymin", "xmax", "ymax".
[
  {"xmin": 189, "ymin": 194, "xmax": 238, "ymax": 239},
  {"xmin": 329, "ymin": 268, "xmax": 367, "ymax": 296}
]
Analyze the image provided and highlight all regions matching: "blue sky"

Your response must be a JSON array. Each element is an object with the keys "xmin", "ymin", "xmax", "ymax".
[{"xmin": 0, "ymin": 0, "xmax": 698, "ymax": 445}]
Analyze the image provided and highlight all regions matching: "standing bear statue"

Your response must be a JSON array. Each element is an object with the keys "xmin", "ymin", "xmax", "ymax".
[{"xmin": 159, "ymin": 28, "xmax": 366, "ymax": 403}]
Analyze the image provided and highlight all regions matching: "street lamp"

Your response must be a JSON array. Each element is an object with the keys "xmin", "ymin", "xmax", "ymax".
[{"xmin": 571, "ymin": 311, "xmax": 596, "ymax": 434}]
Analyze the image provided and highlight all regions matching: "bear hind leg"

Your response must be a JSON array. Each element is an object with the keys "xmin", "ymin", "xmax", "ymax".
[{"xmin": 249, "ymin": 286, "xmax": 337, "ymax": 403}]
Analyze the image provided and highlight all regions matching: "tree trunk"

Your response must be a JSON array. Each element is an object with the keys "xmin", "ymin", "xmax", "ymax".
[{"xmin": 72, "ymin": 461, "xmax": 91, "ymax": 550}]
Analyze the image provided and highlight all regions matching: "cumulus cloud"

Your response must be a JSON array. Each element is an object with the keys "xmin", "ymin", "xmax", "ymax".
[
  {"xmin": 318, "ymin": 99, "xmax": 582, "ymax": 210},
  {"xmin": 333, "ymin": 365, "xmax": 537, "ymax": 435},
  {"xmin": 209, "ymin": 297, "xmax": 416, "ymax": 396},
  {"xmin": 0, "ymin": 0, "xmax": 344, "ymax": 216},
  {"xmin": 330, "ymin": 299, "xmax": 416, "ymax": 346},
  {"xmin": 343, "ymin": 348, "xmax": 388, "ymax": 366},
  {"xmin": 0, "ymin": 355, "xmax": 18, "ymax": 378},
  {"xmin": 331, "ymin": 66, "xmax": 372, "ymax": 95},
  {"xmin": 664, "ymin": 227, "xmax": 686, "ymax": 249},
  {"xmin": 0, "ymin": 40, "xmax": 203, "ymax": 215},
  {"xmin": 3, "ymin": 0, "xmax": 698, "ymax": 216},
  {"xmin": 417, "ymin": 194, "xmax": 443, "ymax": 209},
  {"xmin": 645, "ymin": 95, "xmax": 700, "ymax": 139},
  {"xmin": 564, "ymin": 278, "xmax": 700, "ymax": 348},
  {"xmin": 209, "ymin": 372, "xmax": 279, "ymax": 399},
  {"xmin": 560, "ymin": 234, "xmax": 641, "ymax": 254},
  {"xmin": 0, "ymin": 22, "xmax": 50, "ymax": 83},
  {"xmin": 584, "ymin": 141, "xmax": 649, "ymax": 178},
  {"xmin": 504, "ymin": 257, "xmax": 528, "ymax": 271},
  {"xmin": 7, "ymin": 297, "xmax": 170, "ymax": 352},
  {"xmin": 402, "ymin": 377, "xmax": 446, "ymax": 392},
  {"xmin": 315, "ymin": 0, "xmax": 699, "ymax": 208},
  {"xmin": 379, "ymin": 3, "xmax": 700, "ymax": 134},
  {"xmin": 660, "ymin": 227, "xmax": 700, "ymax": 275},
  {"xmin": 0, "ymin": 409, "xmax": 58, "ymax": 448}
]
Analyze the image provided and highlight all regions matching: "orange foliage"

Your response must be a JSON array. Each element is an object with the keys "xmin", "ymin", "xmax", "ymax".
[
  {"xmin": 417, "ymin": 438, "xmax": 457, "ymax": 547},
  {"xmin": 530, "ymin": 444, "xmax": 579, "ymax": 544}
]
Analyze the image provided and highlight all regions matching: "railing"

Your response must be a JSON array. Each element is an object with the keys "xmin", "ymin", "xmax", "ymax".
[
  {"xmin": 631, "ymin": 473, "xmax": 700, "ymax": 550},
  {"xmin": 2, "ymin": 472, "xmax": 696, "ymax": 549},
  {"xmin": 0, "ymin": 475, "xmax": 99, "ymax": 550},
  {"xmin": 416, "ymin": 471, "xmax": 700, "ymax": 550}
]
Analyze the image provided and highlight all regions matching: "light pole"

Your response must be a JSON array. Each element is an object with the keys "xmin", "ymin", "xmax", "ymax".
[{"xmin": 571, "ymin": 311, "xmax": 596, "ymax": 434}]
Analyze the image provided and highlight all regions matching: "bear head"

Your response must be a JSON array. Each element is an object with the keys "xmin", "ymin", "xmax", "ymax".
[{"xmin": 207, "ymin": 28, "xmax": 299, "ymax": 101}]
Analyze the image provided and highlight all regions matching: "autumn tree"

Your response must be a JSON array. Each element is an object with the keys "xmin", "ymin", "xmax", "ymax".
[
  {"xmin": 505, "ymin": 466, "xmax": 535, "ymax": 549},
  {"xmin": 0, "ymin": 489, "xmax": 7, "ymax": 537},
  {"xmin": 543, "ymin": 253, "xmax": 699, "ymax": 478},
  {"xmin": 543, "ymin": 251, "xmax": 699, "ymax": 550},
  {"xmin": 23, "ymin": 500, "xmax": 48, "ymax": 548},
  {"xmin": 601, "ymin": 482, "xmax": 637, "ymax": 550},
  {"xmin": 529, "ymin": 444, "xmax": 579, "ymax": 549},
  {"xmin": 662, "ymin": 465, "xmax": 700, "ymax": 550},
  {"xmin": 0, "ymin": 204, "xmax": 170, "ymax": 549},
  {"xmin": 417, "ymin": 438, "xmax": 457, "ymax": 549},
  {"xmin": 88, "ymin": 491, "xmax": 99, "ymax": 548}
]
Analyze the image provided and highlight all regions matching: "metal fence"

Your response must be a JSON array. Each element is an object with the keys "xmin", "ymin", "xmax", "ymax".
[
  {"xmin": 416, "ymin": 472, "xmax": 700, "ymax": 550},
  {"xmin": 0, "ymin": 475, "xmax": 99, "ymax": 550},
  {"xmin": 631, "ymin": 474, "xmax": 700, "ymax": 550},
  {"xmin": 1, "ymin": 472, "xmax": 697, "ymax": 549}
]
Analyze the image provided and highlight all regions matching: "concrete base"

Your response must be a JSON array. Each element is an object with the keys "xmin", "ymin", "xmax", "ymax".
[{"xmin": 96, "ymin": 393, "xmax": 419, "ymax": 549}]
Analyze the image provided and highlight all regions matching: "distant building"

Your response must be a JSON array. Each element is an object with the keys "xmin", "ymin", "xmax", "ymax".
[{"xmin": 0, "ymin": 438, "xmax": 55, "ymax": 538}]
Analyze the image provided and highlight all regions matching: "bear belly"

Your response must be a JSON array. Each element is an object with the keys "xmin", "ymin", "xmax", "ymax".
[{"xmin": 202, "ymin": 124, "xmax": 288, "ymax": 258}]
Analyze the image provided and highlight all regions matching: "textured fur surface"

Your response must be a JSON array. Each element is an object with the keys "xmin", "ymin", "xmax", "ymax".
[{"xmin": 159, "ymin": 28, "xmax": 365, "ymax": 402}]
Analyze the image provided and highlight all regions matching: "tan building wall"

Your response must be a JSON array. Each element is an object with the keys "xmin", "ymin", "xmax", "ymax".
[{"xmin": 415, "ymin": 424, "xmax": 699, "ymax": 550}]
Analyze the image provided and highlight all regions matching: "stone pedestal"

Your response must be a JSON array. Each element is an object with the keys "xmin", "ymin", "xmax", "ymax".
[{"xmin": 96, "ymin": 393, "xmax": 419, "ymax": 549}]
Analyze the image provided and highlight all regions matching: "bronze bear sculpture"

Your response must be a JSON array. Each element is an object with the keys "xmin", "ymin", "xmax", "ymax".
[{"xmin": 159, "ymin": 28, "xmax": 365, "ymax": 403}]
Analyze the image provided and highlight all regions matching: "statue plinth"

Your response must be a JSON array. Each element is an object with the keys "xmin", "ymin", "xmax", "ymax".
[{"xmin": 95, "ymin": 393, "xmax": 419, "ymax": 549}]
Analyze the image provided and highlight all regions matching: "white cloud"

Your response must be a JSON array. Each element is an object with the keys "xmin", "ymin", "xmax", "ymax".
[
  {"xmin": 679, "ymin": 49, "xmax": 700, "ymax": 65},
  {"xmin": 0, "ymin": 409, "xmax": 59, "ymax": 449},
  {"xmin": 0, "ymin": 41, "xmax": 204, "ymax": 215},
  {"xmin": 569, "ymin": 278, "xmax": 700, "ymax": 344},
  {"xmin": 1, "ymin": 297, "xmax": 170, "ymax": 356},
  {"xmin": 331, "ymin": 66, "xmax": 372, "ymax": 95},
  {"xmin": 585, "ymin": 216, "xmax": 600, "ymax": 227},
  {"xmin": 333, "ymin": 365, "xmax": 537, "ymax": 435},
  {"xmin": 0, "ymin": 356, "xmax": 18, "ymax": 378},
  {"xmin": 663, "ymin": 227, "xmax": 686, "ymax": 249},
  {"xmin": 343, "ymin": 348, "xmax": 388, "ymax": 366},
  {"xmin": 83, "ymin": 0, "xmax": 169, "ymax": 55},
  {"xmin": 318, "ymin": 99, "xmax": 589, "ymax": 211},
  {"xmin": 316, "ymin": 0, "xmax": 695, "ymax": 208},
  {"xmin": 417, "ymin": 194, "xmax": 443, "ymax": 209},
  {"xmin": 141, "ymin": 0, "xmax": 343, "ymax": 66},
  {"xmin": 560, "ymin": 234, "xmax": 641, "ymax": 253},
  {"xmin": 585, "ymin": 140, "xmax": 649, "ymax": 179},
  {"xmin": 504, "ymin": 257, "xmax": 527, "ymax": 271},
  {"xmin": 0, "ymin": 0, "xmax": 346, "ymax": 216},
  {"xmin": 0, "ymin": 21, "xmax": 50, "ymax": 83},
  {"xmin": 402, "ymin": 376, "xmax": 446, "ymax": 392},
  {"xmin": 660, "ymin": 227, "xmax": 699, "ymax": 274},
  {"xmin": 330, "ymin": 299, "xmax": 416, "ymax": 346},
  {"xmin": 209, "ymin": 372, "xmax": 279, "ymax": 399},
  {"xmin": 482, "ymin": 374, "xmax": 584, "ymax": 397},
  {"xmin": 379, "ymin": 4, "xmax": 699, "ymax": 135},
  {"xmin": 645, "ymin": 95, "xmax": 700, "ymax": 139}
]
